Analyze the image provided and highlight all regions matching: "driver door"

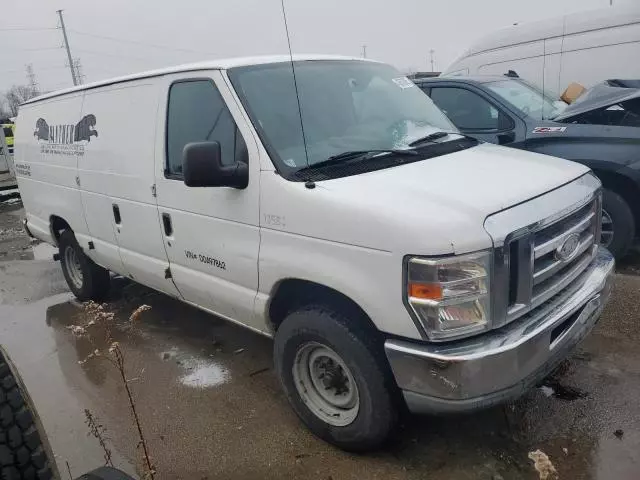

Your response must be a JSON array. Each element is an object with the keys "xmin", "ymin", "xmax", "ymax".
[{"xmin": 153, "ymin": 71, "xmax": 263, "ymax": 331}]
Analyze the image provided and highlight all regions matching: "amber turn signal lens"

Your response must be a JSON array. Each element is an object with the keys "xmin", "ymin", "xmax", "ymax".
[{"xmin": 408, "ymin": 282, "xmax": 442, "ymax": 300}]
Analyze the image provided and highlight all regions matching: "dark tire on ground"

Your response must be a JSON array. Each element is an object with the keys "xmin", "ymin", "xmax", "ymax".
[
  {"xmin": 602, "ymin": 188, "xmax": 635, "ymax": 260},
  {"xmin": 0, "ymin": 352, "xmax": 54, "ymax": 480},
  {"xmin": 58, "ymin": 230, "xmax": 110, "ymax": 301},
  {"xmin": 274, "ymin": 304, "xmax": 399, "ymax": 452}
]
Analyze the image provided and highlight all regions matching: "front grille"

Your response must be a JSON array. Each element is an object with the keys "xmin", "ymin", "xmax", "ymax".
[{"xmin": 502, "ymin": 195, "xmax": 601, "ymax": 324}]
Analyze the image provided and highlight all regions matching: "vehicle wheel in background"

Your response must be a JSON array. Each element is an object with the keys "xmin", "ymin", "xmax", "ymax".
[
  {"xmin": 0, "ymin": 350, "xmax": 55, "ymax": 480},
  {"xmin": 58, "ymin": 230, "xmax": 110, "ymax": 301},
  {"xmin": 601, "ymin": 188, "xmax": 635, "ymax": 260},
  {"xmin": 274, "ymin": 305, "xmax": 399, "ymax": 452}
]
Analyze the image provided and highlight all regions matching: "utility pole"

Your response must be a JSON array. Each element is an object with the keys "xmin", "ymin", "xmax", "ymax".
[
  {"xmin": 361, "ymin": 45, "xmax": 367, "ymax": 59},
  {"xmin": 429, "ymin": 49, "xmax": 436, "ymax": 72},
  {"xmin": 57, "ymin": 10, "xmax": 78, "ymax": 86},
  {"xmin": 73, "ymin": 58, "xmax": 85, "ymax": 84},
  {"xmin": 25, "ymin": 64, "xmax": 38, "ymax": 97}
]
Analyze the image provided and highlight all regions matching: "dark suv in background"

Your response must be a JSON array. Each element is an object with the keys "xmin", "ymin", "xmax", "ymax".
[{"xmin": 415, "ymin": 76, "xmax": 640, "ymax": 259}]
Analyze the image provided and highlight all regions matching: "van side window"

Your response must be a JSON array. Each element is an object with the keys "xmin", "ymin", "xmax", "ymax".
[
  {"xmin": 430, "ymin": 87, "xmax": 503, "ymax": 131},
  {"xmin": 166, "ymin": 79, "xmax": 246, "ymax": 177}
]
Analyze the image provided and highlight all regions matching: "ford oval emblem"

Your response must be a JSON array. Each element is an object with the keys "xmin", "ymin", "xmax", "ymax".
[{"xmin": 555, "ymin": 233, "xmax": 581, "ymax": 262}]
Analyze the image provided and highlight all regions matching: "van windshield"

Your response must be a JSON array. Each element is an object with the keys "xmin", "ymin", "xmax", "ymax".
[
  {"xmin": 228, "ymin": 61, "xmax": 457, "ymax": 174},
  {"xmin": 486, "ymin": 79, "xmax": 567, "ymax": 120}
]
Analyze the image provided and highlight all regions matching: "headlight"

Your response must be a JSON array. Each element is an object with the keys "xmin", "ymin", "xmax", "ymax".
[{"xmin": 406, "ymin": 251, "xmax": 491, "ymax": 340}]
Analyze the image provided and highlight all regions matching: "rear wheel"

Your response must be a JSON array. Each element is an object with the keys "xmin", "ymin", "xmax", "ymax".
[
  {"xmin": 274, "ymin": 305, "xmax": 399, "ymax": 451},
  {"xmin": 58, "ymin": 230, "xmax": 110, "ymax": 301},
  {"xmin": 601, "ymin": 188, "xmax": 635, "ymax": 260}
]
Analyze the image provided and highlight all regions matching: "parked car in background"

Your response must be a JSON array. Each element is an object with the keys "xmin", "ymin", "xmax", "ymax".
[
  {"xmin": 443, "ymin": 4, "xmax": 640, "ymax": 96},
  {"xmin": 1, "ymin": 122, "xmax": 15, "ymax": 155},
  {"xmin": 16, "ymin": 56, "xmax": 614, "ymax": 451},
  {"xmin": 555, "ymin": 81, "xmax": 640, "ymax": 127},
  {"xmin": 416, "ymin": 75, "xmax": 640, "ymax": 259}
]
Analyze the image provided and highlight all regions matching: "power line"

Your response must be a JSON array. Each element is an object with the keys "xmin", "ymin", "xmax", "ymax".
[
  {"xmin": 0, "ymin": 27, "xmax": 57, "ymax": 31},
  {"xmin": 0, "ymin": 65, "xmax": 69, "ymax": 73},
  {"xmin": 8, "ymin": 46, "xmax": 61, "ymax": 53},
  {"xmin": 68, "ymin": 29, "xmax": 214, "ymax": 56},
  {"xmin": 74, "ymin": 48, "xmax": 159, "ymax": 62}
]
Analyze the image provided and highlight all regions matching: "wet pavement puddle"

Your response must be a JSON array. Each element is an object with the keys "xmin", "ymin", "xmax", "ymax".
[{"xmin": 539, "ymin": 379, "xmax": 589, "ymax": 401}]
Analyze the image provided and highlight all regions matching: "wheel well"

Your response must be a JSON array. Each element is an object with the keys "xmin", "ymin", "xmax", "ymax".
[
  {"xmin": 593, "ymin": 169, "xmax": 640, "ymax": 233},
  {"xmin": 49, "ymin": 215, "xmax": 71, "ymax": 245},
  {"xmin": 268, "ymin": 279, "xmax": 377, "ymax": 334}
]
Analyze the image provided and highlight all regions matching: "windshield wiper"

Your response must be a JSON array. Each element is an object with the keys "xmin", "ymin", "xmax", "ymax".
[
  {"xmin": 408, "ymin": 131, "xmax": 450, "ymax": 147},
  {"xmin": 297, "ymin": 148, "xmax": 418, "ymax": 172}
]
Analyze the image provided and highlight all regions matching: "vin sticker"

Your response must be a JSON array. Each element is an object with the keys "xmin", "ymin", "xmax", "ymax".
[
  {"xmin": 532, "ymin": 126, "xmax": 567, "ymax": 133},
  {"xmin": 185, "ymin": 250, "xmax": 226, "ymax": 270},
  {"xmin": 392, "ymin": 77, "xmax": 415, "ymax": 89}
]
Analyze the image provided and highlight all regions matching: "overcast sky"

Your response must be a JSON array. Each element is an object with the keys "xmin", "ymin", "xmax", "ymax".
[{"xmin": 0, "ymin": 0, "xmax": 629, "ymax": 93}]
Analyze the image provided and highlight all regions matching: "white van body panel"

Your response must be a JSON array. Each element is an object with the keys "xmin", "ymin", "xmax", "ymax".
[
  {"xmin": 14, "ymin": 93, "xmax": 88, "ymax": 244},
  {"xmin": 444, "ymin": 5, "xmax": 640, "ymax": 94},
  {"xmin": 257, "ymin": 143, "xmax": 588, "ymax": 339}
]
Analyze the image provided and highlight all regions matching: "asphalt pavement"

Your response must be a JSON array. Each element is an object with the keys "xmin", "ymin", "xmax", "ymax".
[{"xmin": 0, "ymin": 200, "xmax": 639, "ymax": 479}]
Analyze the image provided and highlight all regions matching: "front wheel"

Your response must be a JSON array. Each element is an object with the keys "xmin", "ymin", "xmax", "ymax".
[
  {"xmin": 601, "ymin": 189, "xmax": 635, "ymax": 260},
  {"xmin": 58, "ymin": 230, "xmax": 110, "ymax": 301},
  {"xmin": 274, "ymin": 305, "xmax": 399, "ymax": 451}
]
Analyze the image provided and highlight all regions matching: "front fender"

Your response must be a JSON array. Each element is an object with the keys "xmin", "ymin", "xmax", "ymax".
[
  {"xmin": 523, "ymin": 136, "xmax": 640, "ymax": 173},
  {"xmin": 254, "ymin": 228, "xmax": 423, "ymax": 340}
]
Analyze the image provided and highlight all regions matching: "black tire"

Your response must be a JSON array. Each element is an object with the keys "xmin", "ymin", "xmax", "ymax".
[
  {"xmin": 274, "ymin": 305, "xmax": 399, "ymax": 451},
  {"xmin": 602, "ymin": 188, "xmax": 635, "ymax": 260},
  {"xmin": 58, "ymin": 230, "xmax": 110, "ymax": 301},
  {"xmin": 0, "ymin": 352, "xmax": 55, "ymax": 480}
]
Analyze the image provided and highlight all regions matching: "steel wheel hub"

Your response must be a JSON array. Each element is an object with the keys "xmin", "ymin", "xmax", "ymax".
[
  {"xmin": 293, "ymin": 342, "xmax": 359, "ymax": 426},
  {"xmin": 64, "ymin": 245, "xmax": 83, "ymax": 289}
]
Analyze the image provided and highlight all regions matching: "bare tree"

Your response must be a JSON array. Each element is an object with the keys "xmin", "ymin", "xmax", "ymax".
[{"xmin": 3, "ymin": 84, "xmax": 39, "ymax": 117}]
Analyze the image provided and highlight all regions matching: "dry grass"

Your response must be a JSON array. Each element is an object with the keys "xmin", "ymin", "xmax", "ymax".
[{"xmin": 68, "ymin": 301, "xmax": 155, "ymax": 479}]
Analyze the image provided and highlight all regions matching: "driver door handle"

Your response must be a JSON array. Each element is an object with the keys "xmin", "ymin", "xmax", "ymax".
[{"xmin": 162, "ymin": 212, "xmax": 173, "ymax": 237}]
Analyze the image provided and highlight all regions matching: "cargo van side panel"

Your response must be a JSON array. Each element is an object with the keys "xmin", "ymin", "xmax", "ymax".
[
  {"xmin": 79, "ymin": 81, "xmax": 181, "ymax": 297},
  {"xmin": 15, "ymin": 94, "xmax": 88, "ymax": 244}
]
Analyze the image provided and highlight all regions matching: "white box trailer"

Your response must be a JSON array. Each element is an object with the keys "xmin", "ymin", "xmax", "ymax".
[{"xmin": 444, "ymin": 4, "xmax": 640, "ymax": 96}]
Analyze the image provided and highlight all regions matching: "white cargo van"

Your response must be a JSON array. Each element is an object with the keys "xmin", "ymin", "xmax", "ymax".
[
  {"xmin": 444, "ymin": 5, "xmax": 640, "ymax": 95},
  {"xmin": 15, "ymin": 55, "xmax": 614, "ymax": 451}
]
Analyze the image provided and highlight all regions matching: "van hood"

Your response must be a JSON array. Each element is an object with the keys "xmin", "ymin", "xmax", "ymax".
[{"xmin": 265, "ymin": 142, "xmax": 590, "ymax": 255}]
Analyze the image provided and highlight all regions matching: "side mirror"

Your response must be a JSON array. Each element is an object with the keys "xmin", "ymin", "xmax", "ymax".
[{"xmin": 182, "ymin": 141, "xmax": 248, "ymax": 189}]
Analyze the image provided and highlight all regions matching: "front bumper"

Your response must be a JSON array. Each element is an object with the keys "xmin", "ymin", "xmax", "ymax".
[{"xmin": 385, "ymin": 246, "xmax": 615, "ymax": 414}]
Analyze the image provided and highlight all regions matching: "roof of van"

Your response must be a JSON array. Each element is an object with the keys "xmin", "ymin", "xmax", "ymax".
[
  {"xmin": 23, "ymin": 54, "xmax": 373, "ymax": 105},
  {"xmin": 448, "ymin": 5, "xmax": 640, "ymax": 65}
]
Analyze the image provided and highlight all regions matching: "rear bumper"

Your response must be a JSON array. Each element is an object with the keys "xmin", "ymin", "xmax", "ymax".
[{"xmin": 385, "ymin": 246, "xmax": 614, "ymax": 414}]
